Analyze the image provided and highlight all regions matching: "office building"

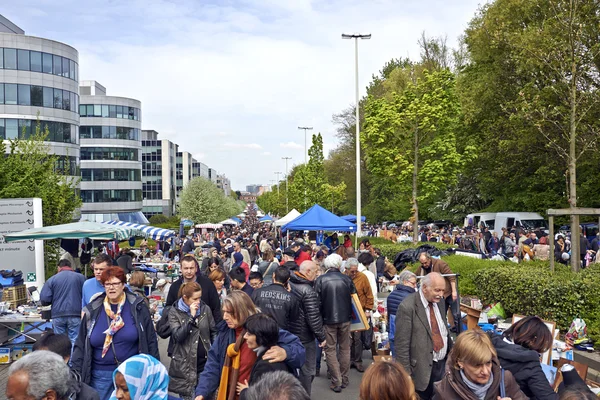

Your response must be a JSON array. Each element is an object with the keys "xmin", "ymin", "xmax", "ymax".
[
  {"xmin": 192, "ymin": 159, "xmax": 209, "ymax": 180},
  {"xmin": 216, "ymin": 174, "xmax": 231, "ymax": 197},
  {"xmin": 175, "ymin": 150, "xmax": 193, "ymax": 197},
  {"xmin": 141, "ymin": 129, "xmax": 178, "ymax": 217},
  {"xmin": 79, "ymin": 81, "xmax": 145, "ymax": 223},
  {"xmin": 0, "ymin": 16, "xmax": 80, "ymax": 184}
]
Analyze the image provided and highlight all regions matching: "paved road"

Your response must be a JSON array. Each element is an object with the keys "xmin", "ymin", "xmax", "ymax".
[{"xmin": 159, "ymin": 337, "xmax": 368, "ymax": 399}]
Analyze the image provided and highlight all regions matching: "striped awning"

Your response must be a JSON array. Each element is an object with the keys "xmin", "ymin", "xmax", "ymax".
[{"xmin": 103, "ymin": 221, "xmax": 175, "ymax": 241}]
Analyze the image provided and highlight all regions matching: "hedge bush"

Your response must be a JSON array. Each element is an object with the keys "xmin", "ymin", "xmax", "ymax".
[{"xmin": 474, "ymin": 263, "xmax": 600, "ymax": 342}]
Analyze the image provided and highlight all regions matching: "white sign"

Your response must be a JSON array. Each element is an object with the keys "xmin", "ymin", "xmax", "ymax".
[{"xmin": 0, "ymin": 198, "xmax": 44, "ymax": 287}]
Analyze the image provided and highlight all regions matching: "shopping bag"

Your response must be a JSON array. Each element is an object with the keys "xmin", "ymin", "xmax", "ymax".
[
  {"xmin": 488, "ymin": 302, "xmax": 506, "ymax": 319},
  {"xmin": 565, "ymin": 318, "xmax": 587, "ymax": 342}
]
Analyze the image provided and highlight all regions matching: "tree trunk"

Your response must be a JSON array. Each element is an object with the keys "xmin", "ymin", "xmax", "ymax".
[
  {"xmin": 569, "ymin": 55, "xmax": 580, "ymax": 272},
  {"xmin": 412, "ymin": 125, "xmax": 419, "ymax": 243}
]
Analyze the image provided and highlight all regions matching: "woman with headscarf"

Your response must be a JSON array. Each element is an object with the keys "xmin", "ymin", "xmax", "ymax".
[
  {"xmin": 72, "ymin": 267, "xmax": 159, "ymax": 400},
  {"xmin": 109, "ymin": 354, "xmax": 179, "ymax": 400},
  {"xmin": 232, "ymin": 252, "xmax": 250, "ymax": 281},
  {"xmin": 193, "ymin": 291, "xmax": 305, "ymax": 400}
]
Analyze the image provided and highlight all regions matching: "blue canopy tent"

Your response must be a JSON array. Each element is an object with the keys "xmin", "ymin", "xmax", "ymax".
[
  {"xmin": 340, "ymin": 214, "xmax": 366, "ymax": 223},
  {"xmin": 259, "ymin": 215, "xmax": 273, "ymax": 223},
  {"xmin": 281, "ymin": 204, "xmax": 357, "ymax": 233},
  {"xmin": 231, "ymin": 217, "xmax": 242, "ymax": 224}
]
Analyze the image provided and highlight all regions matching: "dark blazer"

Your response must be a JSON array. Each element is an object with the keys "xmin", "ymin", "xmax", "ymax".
[
  {"xmin": 394, "ymin": 292, "xmax": 453, "ymax": 392},
  {"xmin": 239, "ymin": 348, "xmax": 293, "ymax": 400}
]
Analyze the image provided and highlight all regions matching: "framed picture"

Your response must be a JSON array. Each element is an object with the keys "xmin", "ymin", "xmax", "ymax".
[
  {"xmin": 350, "ymin": 293, "xmax": 369, "ymax": 332},
  {"xmin": 511, "ymin": 315, "xmax": 556, "ymax": 365}
]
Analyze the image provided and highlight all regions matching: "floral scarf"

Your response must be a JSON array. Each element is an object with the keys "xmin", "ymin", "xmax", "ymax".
[{"xmin": 102, "ymin": 293, "xmax": 126, "ymax": 358}]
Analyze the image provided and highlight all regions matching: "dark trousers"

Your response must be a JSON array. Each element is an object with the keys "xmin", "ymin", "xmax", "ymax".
[
  {"xmin": 416, "ymin": 358, "xmax": 446, "ymax": 400},
  {"xmin": 445, "ymin": 296, "xmax": 460, "ymax": 332},
  {"xmin": 299, "ymin": 340, "xmax": 317, "ymax": 395},
  {"xmin": 350, "ymin": 331, "xmax": 363, "ymax": 366}
]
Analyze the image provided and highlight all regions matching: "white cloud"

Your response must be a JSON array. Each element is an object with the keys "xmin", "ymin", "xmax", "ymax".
[
  {"xmin": 261, "ymin": 151, "xmax": 272, "ymax": 156},
  {"xmin": 10, "ymin": 0, "xmax": 484, "ymax": 189},
  {"xmin": 193, "ymin": 152, "xmax": 205, "ymax": 160},
  {"xmin": 223, "ymin": 142, "xmax": 263, "ymax": 150},
  {"xmin": 280, "ymin": 142, "xmax": 303, "ymax": 150}
]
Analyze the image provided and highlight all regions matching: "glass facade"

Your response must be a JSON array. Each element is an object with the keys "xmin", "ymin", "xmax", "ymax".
[
  {"xmin": 82, "ymin": 211, "xmax": 149, "ymax": 224},
  {"xmin": 0, "ymin": 83, "xmax": 79, "ymax": 112},
  {"xmin": 81, "ymin": 168, "xmax": 141, "ymax": 182},
  {"xmin": 141, "ymin": 140, "xmax": 163, "ymax": 200},
  {"xmin": 81, "ymin": 189, "xmax": 142, "ymax": 203},
  {"xmin": 0, "ymin": 48, "xmax": 78, "ymax": 81},
  {"xmin": 0, "ymin": 118, "xmax": 78, "ymax": 143},
  {"xmin": 79, "ymin": 104, "xmax": 141, "ymax": 121},
  {"xmin": 79, "ymin": 125, "xmax": 140, "ymax": 141},
  {"xmin": 56, "ymin": 155, "xmax": 80, "ymax": 176},
  {"xmin": 80, "ymin": 147, "xmax": 139, "ymax": 161}
]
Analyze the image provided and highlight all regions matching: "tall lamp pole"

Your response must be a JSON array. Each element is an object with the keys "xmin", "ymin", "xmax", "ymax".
[
  {"xmin": 342, "ymin": 32, "xmax": 371, "ymax": 247},
  {"xmin": 297, "ymin": 126, "xmax": 313, "ymax": 164},
  {"xmin": 274, "ymin": 172, "xmax": 282, "ymax": 195},
  {"xmin": 282, "ymin": 157, "xmax": 292, "ymax": 213}
]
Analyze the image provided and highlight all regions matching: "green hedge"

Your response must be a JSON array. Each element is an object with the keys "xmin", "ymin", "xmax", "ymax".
[{"xmin": 474, "ymin": 263, "xmax": 600, "ymax": 342}]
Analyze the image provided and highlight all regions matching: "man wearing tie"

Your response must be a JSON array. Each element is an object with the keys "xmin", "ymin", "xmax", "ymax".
[{"xmin": 394, "ymin": 272, "xmax": 453, "ymax": 400}]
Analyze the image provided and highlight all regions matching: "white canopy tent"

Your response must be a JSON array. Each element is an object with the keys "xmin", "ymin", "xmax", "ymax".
[
  {"xmin": 219, "ymin": 219, "xmax": 239, "ymax": 226},
  {"xmin": 274, "ymin": 209, "xmax": 301, "ymax": 227}
]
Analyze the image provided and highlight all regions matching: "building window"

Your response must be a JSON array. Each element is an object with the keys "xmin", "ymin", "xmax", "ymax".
[
  {"xmin": 3, "ymin": 48, "xmax": 17, "ymax": 70},
  {"xmin": 31, "ymin": 85, "xmax": 43, "ymax": 107},
  {"xmin": 5, "ymin": 119, "xmax": 18, "ymax": 139},
  {"xmin": 52, "ymin": 54, "xmax": 62, "ymax": 76},
  {"xmin": 30, "ymin": 51, "xmax": 42, "ymax": 72},
  {"xmin": 4, "ymin": 83, "xmax": 17, "ymax": 105},
  {"xmin": 42, "ymin": 52, "xmax": 53, "ymax": 73},
  {"xmin": 53, "ymin": 88, "xmax": 63, "ymax": 109},
  {"xmin": 43, "ymin": 87, "xmax": 54, "ymax": 108},
  {"xmin": 62, "ymin": 57, "xmax": 70, "ymax": 79},
  {"xmin": 17, "ymin": 49, "xmax": 30, "ymax": 70}
]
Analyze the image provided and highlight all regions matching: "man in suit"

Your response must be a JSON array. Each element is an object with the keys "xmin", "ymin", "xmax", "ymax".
[
  {"xmin": 417, "ymin": 252, "xmax": 458, "ymax": 331},
  {"xmin": 395, "ymin": 272, "xmax": 452, "ymax": 400}
]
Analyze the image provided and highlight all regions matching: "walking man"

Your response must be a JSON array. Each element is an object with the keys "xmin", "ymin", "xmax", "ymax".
[
  {"xmin": 252, "ymin": 266, "xmax": 297, "ymax": 329},
  {"xmin": 314, "ymin": 254, "xmax": 356, "ymax": 393},
  {"xmin": 40, "ymin": 259, "xmax": 85, "ymax": 345},
  {"xmin": 289, "ymin": 261, "xmax": 326, "ymax": 395},
  {"xmin": 395, "ymin": 272, "xmax": 453, "ymax": 400},
  {"xmin": 81, "ymin": 253, "xmax": 111, "ymax": 308}
]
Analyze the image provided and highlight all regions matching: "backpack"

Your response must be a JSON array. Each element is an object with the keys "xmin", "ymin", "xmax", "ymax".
[{"xmin": 155, "ymin": 305, "xmax": 172, "ymax": 339}]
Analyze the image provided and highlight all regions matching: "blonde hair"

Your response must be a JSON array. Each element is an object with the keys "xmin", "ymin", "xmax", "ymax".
[
  {"xmin": 222, "ymin": 291, "xmax": 257, "ymax": 326},
  {"xmin": 129, "ymin": 271, "xmax": 145, "ymax": 288},
  {"xmin": 452, "ymin": 329, "xmax": 496, "ymax": 369},
  {"xmin": 360, "ymin": 361, "xmax": 417, "ymax": 400}
]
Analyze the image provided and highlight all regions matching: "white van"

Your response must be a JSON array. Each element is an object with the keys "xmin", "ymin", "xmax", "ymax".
[{"xmin": 464, "ymin": 212, "xmax": 548, "ymax": 233}]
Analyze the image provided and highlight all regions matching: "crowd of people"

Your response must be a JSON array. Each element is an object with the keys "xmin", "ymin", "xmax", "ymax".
[{"xmin": 7, "ymin": 221, "xmax": 597, "ymax": 400}]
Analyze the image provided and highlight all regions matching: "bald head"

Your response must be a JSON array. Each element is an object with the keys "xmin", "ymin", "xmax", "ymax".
[
  {"xmin": 421, "ymin": 272, "xmax": 445, "ymax": 303},
  {"xmin": 299, "ymin": 260, "xmax": 319, "ymax": 282}
]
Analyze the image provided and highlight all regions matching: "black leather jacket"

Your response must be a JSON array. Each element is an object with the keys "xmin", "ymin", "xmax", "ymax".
[
  {"xmin": 314, "ymin": 269, "xmax": 356, "ymax": 325},
  {"xmin": 251, "ymin": 283, "xmax": 298, "ymax": 330},
  {"xmin": 288, "ymin": 272, "xmax": 326, "ymax": 343}
]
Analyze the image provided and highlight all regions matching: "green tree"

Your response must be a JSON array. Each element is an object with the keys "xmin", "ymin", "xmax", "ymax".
[
  {"xmin": 179, "ymin": 177, "xmax": 242, "ymax": 223},
  {"xmin": 363, "ymin": 69, "xmax": 474, "ymax": 239},
  {"xmin": 0, "ymin": 122, "xmax": 81, "ymax": 275}
]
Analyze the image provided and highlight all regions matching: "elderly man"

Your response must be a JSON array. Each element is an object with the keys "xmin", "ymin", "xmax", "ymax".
[
  {"xmin": 346, "ymin": 258, "xmax": 373, "ymax": 373},
  {"xmin": 314, "ymin": 253, "xmax": 356, "ymax": 393},
  {"xmin": 395, "ymin": 272, "xmax": 453, "ymax": 400},
  {"xmin": 289, "ymin": 260, "xmax": 327, "ymax": 395},
  {"xmin": 417, "ymin": 252, "xmax": 458, "ymax": 331},
  {"xmin": 6, "ymin": 350, "xmax": 72, "ymax": 400},
  {"xmin": 231, "ymin": 241, "xmax": 251, "ymax": 265},
  {"xmin": 386, "ymin": 270, "xmax": 417, "ymax": 355}
]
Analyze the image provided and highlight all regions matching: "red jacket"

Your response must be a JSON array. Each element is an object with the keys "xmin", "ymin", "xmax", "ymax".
[{"xmin": 295, "ymin": 251, "xmax": 312, "ymax": 267}]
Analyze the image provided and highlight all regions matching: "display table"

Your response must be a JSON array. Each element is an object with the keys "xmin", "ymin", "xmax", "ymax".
[{"xmin": 0, "ymin": 314, "xmax": 48, "ymax": 345}]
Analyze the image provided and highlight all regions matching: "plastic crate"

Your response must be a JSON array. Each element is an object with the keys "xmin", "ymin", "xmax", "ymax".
[
  {"xmin": 7, "ymin": 298, "xmax": 27, "ymax": 310},
  {"xmin": 3, "ymin": 285, "xmax": 27, "ymax": 302}
]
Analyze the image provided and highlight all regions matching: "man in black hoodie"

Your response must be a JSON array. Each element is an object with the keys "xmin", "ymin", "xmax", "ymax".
[
  {"xmin": 280, "ymin": 248, "xmax": 298, "ymax": 271},
  {"xmin": 252, "ymin": 266, "xmax": 298, "ymax": 329}
]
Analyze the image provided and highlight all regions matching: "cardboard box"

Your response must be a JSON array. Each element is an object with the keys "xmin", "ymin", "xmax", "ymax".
[
  {"xmin": 373, "ymin": 355, "xmax": 393, "ymax": 362},
  {"xmin": 0, "ymin": 348, "xmax": 11, "ymax": 364},
  {"xmin": 376, "ymin": 349, "xmax": 390, "ymax": 356}
]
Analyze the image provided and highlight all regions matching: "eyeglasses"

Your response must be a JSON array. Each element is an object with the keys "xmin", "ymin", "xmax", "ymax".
[{"xmin": 104, "ymin": 282, "xmax": 123, "ymax": 288}]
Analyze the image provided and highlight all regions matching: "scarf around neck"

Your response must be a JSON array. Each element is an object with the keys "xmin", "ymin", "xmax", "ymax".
[
  {"xmin": 102, "ymin": 293, "xmax": 126, "ymax": 358},
  {"xmin": 460, "ymin": 369, "xmax": 494, "ymax": 400},
  {"xmin": 177, "ymin": 297, "xmax": 200, "ymax": 317}
]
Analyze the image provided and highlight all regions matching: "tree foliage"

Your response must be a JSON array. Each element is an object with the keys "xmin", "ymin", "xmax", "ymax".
[{"xmin": 179, "ymin": 177, "xmax": 242, "ymax": 223}]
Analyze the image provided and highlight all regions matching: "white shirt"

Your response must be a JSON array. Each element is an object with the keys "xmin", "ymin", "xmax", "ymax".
[
  {"xmin": 358, "ymin": 263, "xmax": 378, "ymax": 307},
  {"xmin": 419, "ymin": 288, "xmax": 448, "ymax": 361}
]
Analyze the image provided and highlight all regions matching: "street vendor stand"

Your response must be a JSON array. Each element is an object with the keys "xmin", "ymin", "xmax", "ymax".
[{"xmin": 0, "ymin": 314, "xmax": 48, "ymax": 346}]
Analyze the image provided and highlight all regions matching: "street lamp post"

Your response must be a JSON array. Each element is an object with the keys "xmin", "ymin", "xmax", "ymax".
[
  {"xmin": 297, "ymin": 126, "xmax": 313, "ymax": 164},
  {"xmin": 282, "ymin": 157, "xmax": 292, "ymax": 213},
  {"xmin": 342, "ymin": 32, "xmax": 371, "ymax": 247},
  {"xmin": 274, "ymin": 172, "xmax": 282, "ymax": 195}
]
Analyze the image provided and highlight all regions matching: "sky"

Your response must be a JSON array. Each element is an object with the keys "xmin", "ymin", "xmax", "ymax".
[{"xmin": 4, "ymin": 0, "xmax": 485, "ymax": 190}]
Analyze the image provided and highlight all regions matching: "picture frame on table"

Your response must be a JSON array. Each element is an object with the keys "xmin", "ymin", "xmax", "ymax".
[
  {"xmin": 350, "ymin": 293, "xmax": 369, "ymax": 332},
  {"xmin": 511, "ymin": 314, "xmax": 556, "ymax": 365}
]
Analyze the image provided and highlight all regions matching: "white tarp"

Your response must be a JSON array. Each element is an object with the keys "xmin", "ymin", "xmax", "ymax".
[{"xmin": 275, "ymin": 209, "xmax": 301, "ymax": 227}]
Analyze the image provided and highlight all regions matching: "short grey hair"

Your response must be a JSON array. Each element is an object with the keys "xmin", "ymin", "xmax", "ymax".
[
  {"xmin": 323, "ymin": 253, "xmax": 343, "ymax": 270},
  {"xmin": 244, "ymin": 371, "xmax": 309, "ymax": 400},
  {"xmin": 299, "ymin": 260, "xmax": 316, "ymax": 274},
  {"xmin": 8, "ymin": 350, "xmax": 71, "ymax": 398},
  {"xmin": 398, "ymin": 270, "xmax": 416, "ymax": 284},
  {"xmin": 419, "ymin": 251, "xmax": 431, "ymax": 260},
  {"xmin": 346, "ymin": 257, "xmax": 359, "ymax": 268},
  {"xmin": 421, "ymin": 272, "xmax": 443, "ymax": 288}
]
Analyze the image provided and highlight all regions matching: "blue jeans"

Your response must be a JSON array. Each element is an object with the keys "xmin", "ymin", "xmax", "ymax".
[
  {"xmin": 53, "ymin": 316, "xmax": 81, "ymax": 345},
  {"xmin": 90, "ymin": 368, "xmax": 116, "ymax": 400}
]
